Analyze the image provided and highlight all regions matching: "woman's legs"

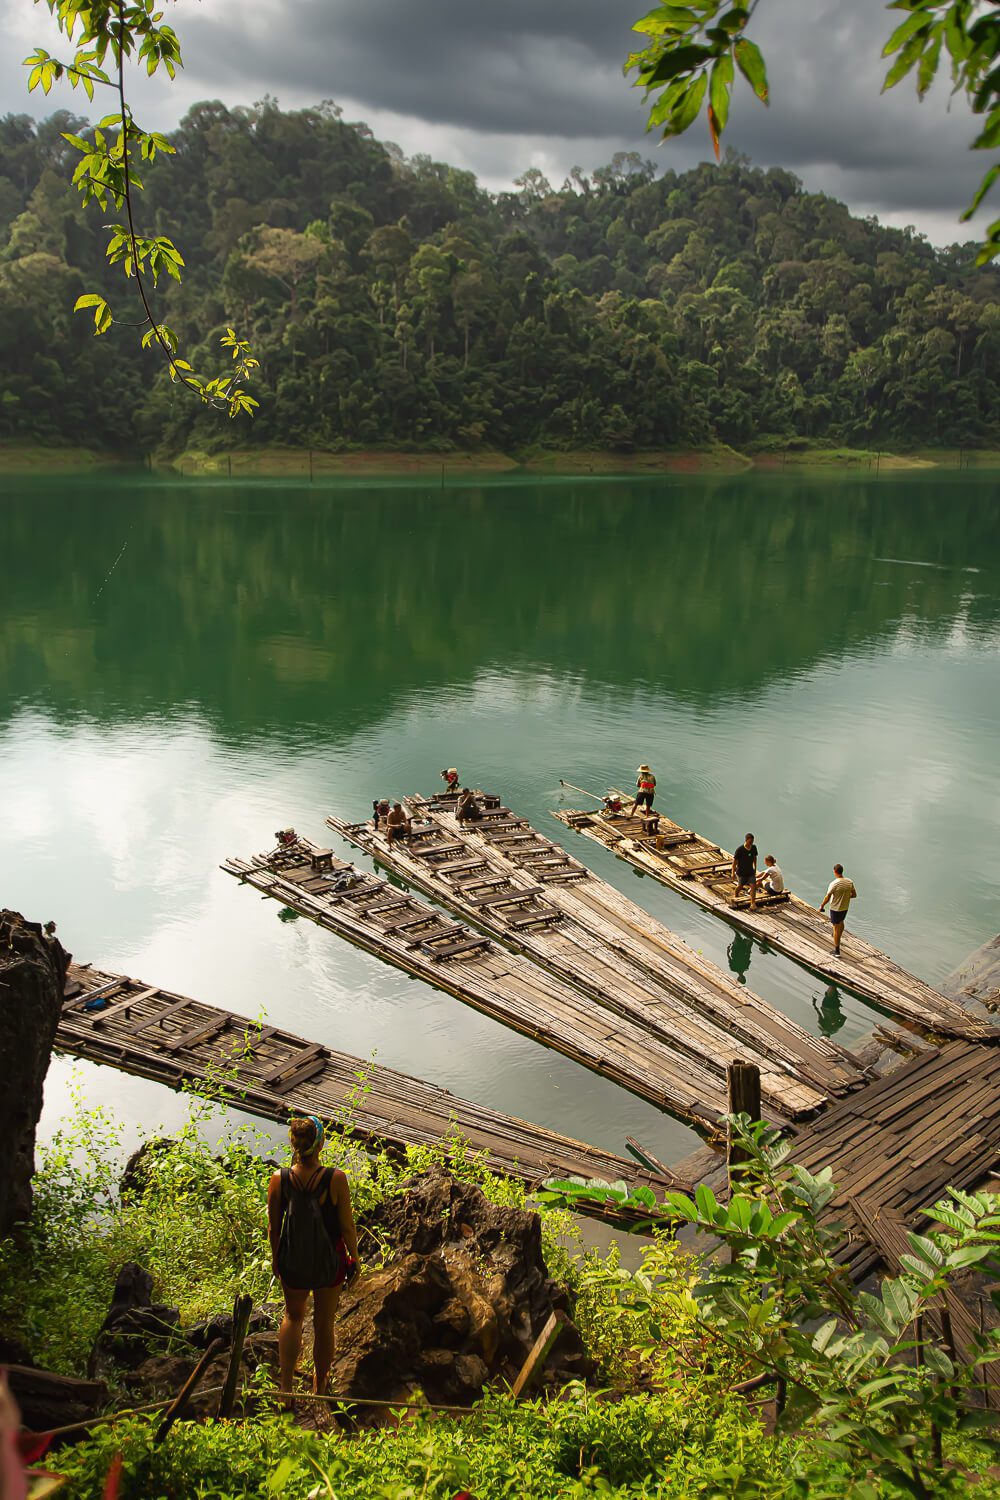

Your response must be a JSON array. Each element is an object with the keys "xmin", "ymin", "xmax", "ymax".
[
  {"xmin": 278, "ymin": 1285, "xmax": 310, "ymax": 1396},
  {"xmin": 311, "ymin": 1286, "xmax": 342, "ymax": 1394}
]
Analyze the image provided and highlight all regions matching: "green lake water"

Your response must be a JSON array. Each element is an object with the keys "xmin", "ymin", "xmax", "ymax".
[{"xmin": 2, "ymin": 469, "xmax": 999, "ymax": 1170}]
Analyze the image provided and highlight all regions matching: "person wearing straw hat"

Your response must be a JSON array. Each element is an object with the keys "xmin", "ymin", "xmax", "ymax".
[
  {"xmin": 267, "ymin": 1114, "xmax": 359, "ymax": 1403},
  {"xmin": 632, "ymin": 765, "xmax": 657, "ymax": 816}
]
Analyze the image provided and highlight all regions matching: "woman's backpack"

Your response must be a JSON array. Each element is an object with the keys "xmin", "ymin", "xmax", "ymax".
[{"xmin": 276, "ymin": 1168, "xmax": 342, "ymax": 1288}]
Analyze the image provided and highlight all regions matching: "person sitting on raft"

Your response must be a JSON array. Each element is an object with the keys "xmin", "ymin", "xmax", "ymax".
[
  {"xmin": 385, "ymin": 802, "xmax": 412, "ymax": 843},
  {"xmin": 632, "ymin": 765, "xmax": 656, "ymax": 816},
  {"xmin": 372, "ymin": 798, "xmax": 390, "ymax": 829},
  {"xmin": 756, "ymin": 854, "xmax": 785, "ymax": 898},
  {"xmin": 440, "ymin": 768, "xmax": 460, "ymax": 795},
  {"xmin": 455, "ymin": 788, "xmax": 482, "ymax": 823}
]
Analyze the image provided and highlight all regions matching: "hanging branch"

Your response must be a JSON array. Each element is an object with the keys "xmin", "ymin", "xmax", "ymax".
[{"xmin": 24, "ymin": 0, "xmax": 258, "ymax": 417}]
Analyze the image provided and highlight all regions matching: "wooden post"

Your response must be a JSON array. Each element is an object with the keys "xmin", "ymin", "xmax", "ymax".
[
  {"xmin": 510, "ymin": 1311, "xmax": 565, "ymax": 1399},
  {"xmin": 227, "ymin": 453, "xmax": 232, "ymax": 479},
  {"xmin": 727, "ymin": 1059, "xmax": 761, "ymax": 1185},
  {"xmin": 309, "ymin": 449, "xmax": 314, "ymax": 483},
  {"xmin": 875, "ymin": 450, "xmax": 881, "ymax": 477},
  {"xmin": 216, "ymin": 1294, "xmax": 253, "ymax": 1421},
  {"xmin": 154, "ymin": 1337, "xmax": 226, "ymax": 1443}
]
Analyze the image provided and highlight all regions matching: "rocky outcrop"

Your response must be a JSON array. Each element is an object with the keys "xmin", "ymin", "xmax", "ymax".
[
  {"xmin": 87, "ymin": 1263, "xmax": 182, "ymax": 1381},
  {"xmin": 331, "ymin": 1165, "xmax": 590, "ymax": 1409},
  {"xmin": 0, "ymin": 912, "xmax": 68, "ymax": 1238}
]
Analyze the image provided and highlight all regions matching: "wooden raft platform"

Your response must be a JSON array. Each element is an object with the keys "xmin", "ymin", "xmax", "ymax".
[
  {"xmin": 553, "ymin": 804, "xmax": 995, "ymax": 1041},
  {"xmin": 56, "ymin": 963, "xmax": 685, "ymax": 1222},
  {"xmin": 789, "ymin": 1039, "xmax": 1000, "ymax": 1282},
  {"xmin": 328, "ymin": 807, "xmax": 862, "ymax": 1118},
  {"xmin": 221, "ymin": 839, "xmax": 772, "ymax": 1128}
]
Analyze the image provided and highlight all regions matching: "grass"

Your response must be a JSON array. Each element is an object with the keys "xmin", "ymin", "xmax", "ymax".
[
  {"xmin": 0, "ymin": 443, "xmax": 124, "ymax": 471},
  {"xmin": 169, "ymin": 446, "xmax": 519, "ymax": 477}
]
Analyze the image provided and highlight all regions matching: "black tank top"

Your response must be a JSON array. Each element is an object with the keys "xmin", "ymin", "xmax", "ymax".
[{"xmin": 283, "ymin": 1165, "xmax": 343, "ymax": 1244}]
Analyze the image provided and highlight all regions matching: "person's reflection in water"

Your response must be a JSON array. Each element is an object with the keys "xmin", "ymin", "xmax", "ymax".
[
  {"xmin": 812, "ymin": 985, "xmax": 846, "ymax": 1037},
  {"xmin": 727, "ymin": 932, "xmax": 753, "ymax": 985}
]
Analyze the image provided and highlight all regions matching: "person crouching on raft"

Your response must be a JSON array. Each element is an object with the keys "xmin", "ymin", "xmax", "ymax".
[
  {"xmin": 632, "ymin": 765, "xmax": 656, "ymax": 816},
  {"xmin": 440, "ymin": 768, "xmax": 460, "ymax": 795},
  {"xmin": 267, "ymin": 1115, "xmax": 359, "ymax": 1403}
]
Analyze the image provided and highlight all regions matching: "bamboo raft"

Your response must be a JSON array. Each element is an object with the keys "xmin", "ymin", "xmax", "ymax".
[
  {"xmin": 552, "ymin": 802, "xmax": 995, "ymax": 1040},
  {"xmin": 56, "ymin": 963, "xmax": 686, "ymax": 1224},
  {"xmin": 220, "ymin": 837, "xmax": 816, "ymax": 1127},
  {"xmin": 790, "ymin": 1038, "xmax": 1000, "ymax": 1282},
  {"xmin": 328, "ymin": 806, "xmax": 863, "ymax": 1117}
]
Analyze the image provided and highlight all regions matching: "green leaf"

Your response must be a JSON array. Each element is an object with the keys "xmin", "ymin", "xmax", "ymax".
[
  {"xmin": 883, "ymin": 33, "xmax": 925, "ymax": 90},
  {"xmin": 917, "ymin": 31, "xmax": 942, "ymax": 96},
  {"xmin": 646, "ymin": 43, "xmax": 713, "ymax": 86},
  {"xmin": 73, "ymin": 293, "xmax": 104, "ymax": 310},
  {"xmin": 963, "ymin": 164, "xmax": 1000, "ymax": 219},
  {"xmin": 946, "ymin": 1243, "xmax": 993, "ymax": 1270},
  {"xmin": 882, "ymin": 10, "xmax": 931, "ymax": 57},
  {"xmin": 669, "ymin": 72, "xmax": 709, "ymax": 134},
  {"xmin": 709, "ymin": 51, "xmax": 734, "ymax": 132},
  {"xmin": 734, "ymin": 38, "xmax": 768, "ymax": 102},
  {"xmin": 923, "ymin": 1345, "xmax": 954, "ymax": 1378},
  {"xmin": 633, "ymin": 5, "xmax": 698, "ymax": 35}
]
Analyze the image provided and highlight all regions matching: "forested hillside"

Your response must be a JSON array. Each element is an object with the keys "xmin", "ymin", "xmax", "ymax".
[{"xmin": 3, "ymin": 98, "xmax": 1000, "ymax": 455}]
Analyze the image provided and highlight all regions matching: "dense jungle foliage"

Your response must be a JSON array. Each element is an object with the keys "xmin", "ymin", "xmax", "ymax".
[
  {"xmin": 7, "ymin": 1093, "xmax": 1000, "ymax": 1499},
  {"xmin": 2, "ymin": 100, "xmax": 1000, "ymax": 456}
]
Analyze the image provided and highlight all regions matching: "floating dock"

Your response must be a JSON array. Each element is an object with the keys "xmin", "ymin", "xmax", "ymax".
[
  {"xmin": 222, "ymin": 839, "xmax": 776, "ymax": 1128},
  {"xmin": 56, "ymin": 963, "xmax": 685, "ymax": 1224},
  {"xmin": 552, "ymin": 803, "xmax": 994, "ymax": 1040},
  {"xmin": 328, "ymin": 805, "xmax": 863, "ymax": 1117}
]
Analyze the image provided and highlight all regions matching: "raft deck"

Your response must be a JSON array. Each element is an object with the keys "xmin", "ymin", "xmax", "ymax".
[
  {"xmin": 221, "ymin": 839, "xmax": 789, "ymax": 1128},
  {"xmin": 328, "ymin": 807, "xmax": 861, "ymax": 1117},
  {"xmin": 552, "ymin": 804, "xmax": 995, "ymax": 1041},
  {"xmin": 57, "ymin": 963, "xmax": 686, "ymax": 1224}
]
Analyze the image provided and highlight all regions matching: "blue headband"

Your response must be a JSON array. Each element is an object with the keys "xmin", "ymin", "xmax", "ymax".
[{"xmin": 308, "ymin": 1115, "xmax": 325, "ymax": 1150}]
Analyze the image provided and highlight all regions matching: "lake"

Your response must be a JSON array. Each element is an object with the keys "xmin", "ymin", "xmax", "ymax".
[{"xmin": 2, "ymin": 468, "xmax": 999, "ymax": 1171}]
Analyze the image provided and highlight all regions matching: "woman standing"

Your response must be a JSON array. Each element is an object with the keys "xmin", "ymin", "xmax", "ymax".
[{"xmin": 267, "ymin": 1115, "xmax": 359, "ymax": 1402}]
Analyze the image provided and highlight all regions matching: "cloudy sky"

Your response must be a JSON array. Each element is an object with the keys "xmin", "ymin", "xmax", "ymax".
[{"xmin": 1, "ymin": 0, "xmax": 990, "ymax": 245}]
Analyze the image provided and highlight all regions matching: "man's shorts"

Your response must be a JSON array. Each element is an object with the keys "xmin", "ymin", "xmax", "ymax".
[
  {"xmin": 635, "ymin": 790, "xmax": 654, "ymax": 808},
  {"xmin": 829, "ymin": 908, "xmax": 848, "ymax": 924}
]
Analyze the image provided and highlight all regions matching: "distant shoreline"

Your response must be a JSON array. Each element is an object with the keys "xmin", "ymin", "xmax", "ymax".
[{"xmin": 3, "ymin": 441, "xmax": 1000, "ymax": 477}]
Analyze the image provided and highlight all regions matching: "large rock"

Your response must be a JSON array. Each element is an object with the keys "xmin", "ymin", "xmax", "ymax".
[
  {"xmin": 87, "ymin": 1262, "xmax": 181, "ymax": 1381},
  {"xmin": 331, "ymin": 1166, "xmax": 590, "ymax": 1410},
  {"xmin": 0, "ymin": 911, "xmax": 67, "ymax": 1238}
]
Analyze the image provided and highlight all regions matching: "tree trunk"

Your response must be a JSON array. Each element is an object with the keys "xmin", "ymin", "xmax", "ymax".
[{"xmin": 0, "ymin": 911, "xmax": 68, "ymax": 1237}]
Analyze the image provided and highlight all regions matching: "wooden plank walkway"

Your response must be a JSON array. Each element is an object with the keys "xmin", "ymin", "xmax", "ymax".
[
  {"xmin": 553, "ymin": 803, "xmax": 995, "ymax": 1041},
  {"xmin": 328, "ymin": 807, "xmax": 862, "ymax": 1117},
  {"xmin": 56, "ymin": 963, "xmax": 686, "ymax": 1225},
  {"xmin": 221, "ymin": 839, "xmax": 780, "ymax": 1128}
]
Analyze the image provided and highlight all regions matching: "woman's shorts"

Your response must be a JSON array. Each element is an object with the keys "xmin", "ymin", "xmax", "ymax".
[{"xmin": 281, "ymin": 1237, "xmax": 350, "ymax": 1292}]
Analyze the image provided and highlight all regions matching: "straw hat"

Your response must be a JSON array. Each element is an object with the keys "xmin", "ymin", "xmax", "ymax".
[{"xmin": 637, "ymin": 764, "xmax": 651, "ymax": 774}]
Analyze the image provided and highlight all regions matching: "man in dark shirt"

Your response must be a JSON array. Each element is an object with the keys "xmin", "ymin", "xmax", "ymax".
[{"xmin": 732, "ymin": 832, "xmax": 758, "ymax": 910}]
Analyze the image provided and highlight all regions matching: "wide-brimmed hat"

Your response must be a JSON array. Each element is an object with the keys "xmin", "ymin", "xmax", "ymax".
[{"xmin": 637, "ymin": 764, "xmax": 651, "ymax": 773}]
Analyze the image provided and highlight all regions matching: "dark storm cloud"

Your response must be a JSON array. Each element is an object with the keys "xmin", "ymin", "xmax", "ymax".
[
  {"xmin": 0, "ymin": 0, "xmax": 987, "ymax": 234},
  {"xmin": 170, "ymin": 0, "xmax": 983, "ymax": 217}
]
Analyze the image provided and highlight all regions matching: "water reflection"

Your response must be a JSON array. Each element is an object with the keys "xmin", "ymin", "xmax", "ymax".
[
  {"xmin": 2, "ymin": 473, "xmax": 999, "ymax": 740},
  {"xmin": 727, "ymin": 932, "xmax": 754, "ymax": 984},
  {"xmin": 812, "ymin": 985, "xmax": 847, "ymax": 1038}
]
